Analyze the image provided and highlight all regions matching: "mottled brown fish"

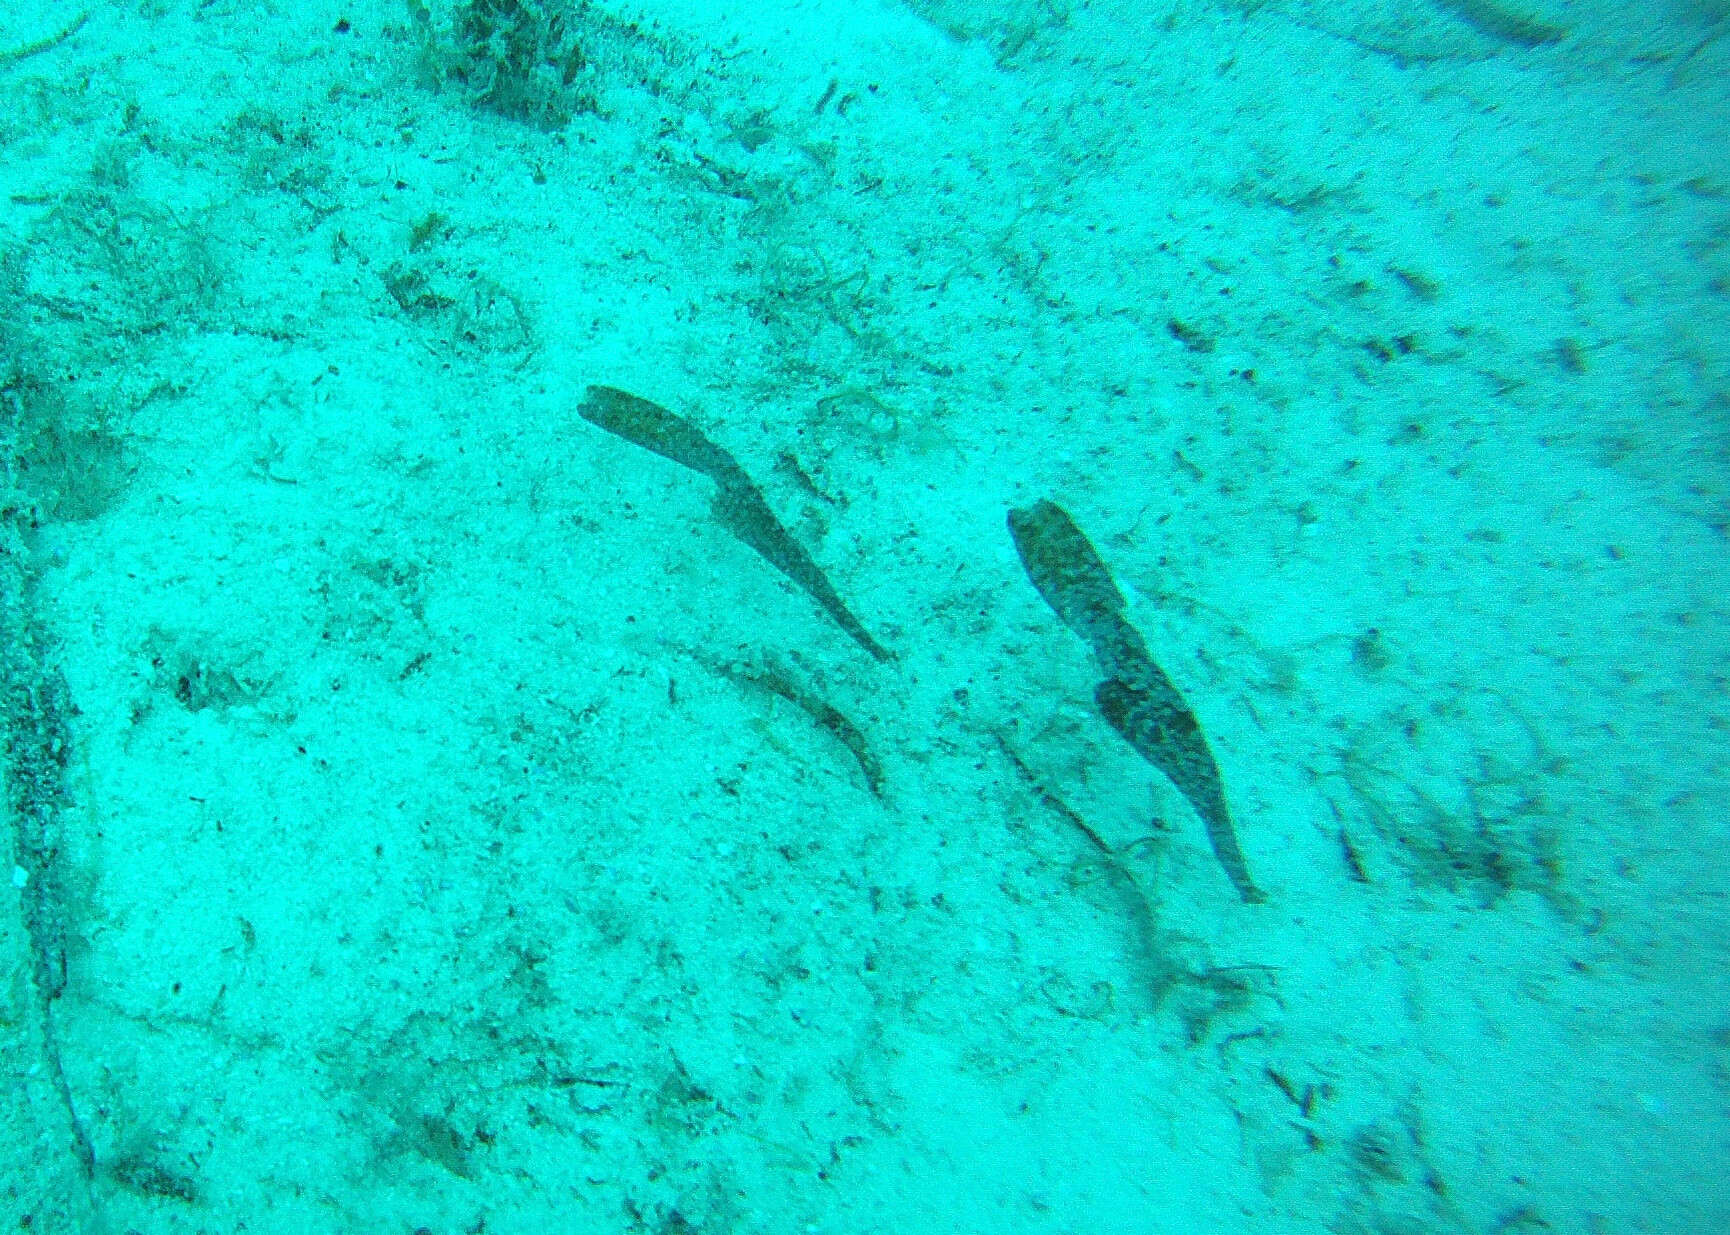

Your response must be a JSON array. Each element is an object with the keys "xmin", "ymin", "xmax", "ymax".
[
  {"xmin": 1008, "ymin": 499, "xmax": 1263, "ymax": 904},
  {"xmin": 577, "ymin": 384, "xmax": 748, "ymax": 487},
  {"xmin": 578, "ymin": 386, "xmax": 890, "ymax": 662},
  {"xmin": 1095, "ymin": 673, "xmax": 1263, "ymax": 904},
  {"xmin": 709, "ymin": 482, "xmax": 891, "ymax": 663}
]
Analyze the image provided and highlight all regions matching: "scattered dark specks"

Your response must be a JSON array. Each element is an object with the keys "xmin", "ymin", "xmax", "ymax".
[
  {"xmin": 1552, "ymin": 337, "xmax": 1589, "ymax": 374},
  {"xmin": 1350, "ymin": 628, "xmax": 1390, "ymax": 674},
  {"xmin": 111, "ymin": 1156, "xmax": 199, "ymax": 1203},
  {"xmin": 1348, "ymin": 1126, "xmax": 1405, "ymax": 1182},
  {"xmin": 1391, "ymin": 266, "xmax": 1442, "ymax": 301},
  {"xmin": 1166, "ymin": 318, "xmax": 1216, "ymax": 353},
  {"xmin": 1388, "ymin": 422, "xmax": 1425, "ymax": 445}
]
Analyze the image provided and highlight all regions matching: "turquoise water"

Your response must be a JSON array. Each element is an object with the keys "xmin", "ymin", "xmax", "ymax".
[{"xmin": 2, "ymin": 0, "xmax": 1726, "ymax": 1230}]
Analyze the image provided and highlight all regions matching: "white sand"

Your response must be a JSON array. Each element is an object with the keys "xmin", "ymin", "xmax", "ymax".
[{"xmin": 2, "ymin": 0, "xmax": 1726, "ymax": 1230}]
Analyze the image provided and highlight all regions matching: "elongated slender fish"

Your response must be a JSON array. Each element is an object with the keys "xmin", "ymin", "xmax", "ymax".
[
  {"xmin": 1009, "ymin": 499, "xmax": 1263, "ymax": 903},
  {"xmin": 577, "ymin": 384, "xmax": 747, "ymax": 486},
  {"xmin": 1095, "ymin": 673, "xmax": 1262, "ymax": 904},
  {"xmin": 578, "ymin": 386, "xmax": 891, "ymax": 662}
]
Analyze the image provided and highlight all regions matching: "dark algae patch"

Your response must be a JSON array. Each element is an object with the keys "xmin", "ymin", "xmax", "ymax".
[
  {"xmin": 1008, "ymin": 499, "xmax": 1263, "ymax": 904},
  {"xmin": 577, "ymin": 385, "xmax": 891, "ymax": 662}
]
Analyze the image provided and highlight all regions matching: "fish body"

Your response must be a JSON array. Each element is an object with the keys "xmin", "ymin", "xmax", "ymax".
[
  {"xmin": 711, "ymin": 483, "xmax": 891, "ymax": 663},
  {"xmin": 579, "ymin": 385, "xmax": 889, "ymax": 662},
  {"xmin": 1096, "ymin": 674, "xmax": 1262, "ymax": 903},
  {"xmin": 1009, "ymin": 499, "xmax": 1262, "ymax": 903},
  {"xmin": 1007, "ymin": 500, "xmax": 1129, "ymax": 643},
  {"xmin": 578, "ymin": 384, "xmax": 745, "ymax": 485}
]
